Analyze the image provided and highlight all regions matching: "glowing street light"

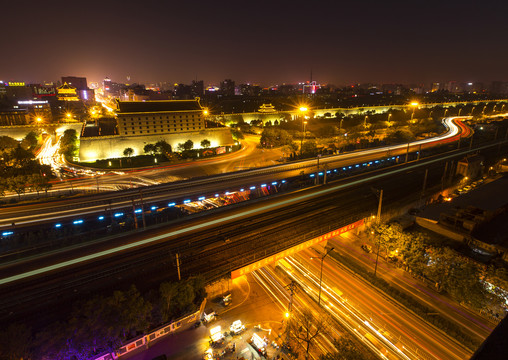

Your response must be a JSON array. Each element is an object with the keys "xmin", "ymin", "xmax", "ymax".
[
  {"xmin": 203, "ymin": 109, "xmax": 209, "ymax": 116},
  {"xmin": 36, "ymin": 117, "xmax": 42, "ymax": 123},
  {"xmin": 410, "ymin": 102, "xmax": 419, "ymax": 121},
  {"xmin": 299, "ymin": 107, "xmax": 308, "ymax": 156},
  {"xmin": 386, "ymin": 113, "xmax": 392, "ymax": 127},
  {"xmin": 66, "ymin": 112, "xmax": 72, "ymax": 119}
]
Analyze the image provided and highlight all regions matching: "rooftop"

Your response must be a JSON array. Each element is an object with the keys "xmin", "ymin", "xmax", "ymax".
[
  {"xmin": 418, "ymin": 175, "xmax": 508, "ymax": 222},
  {"xmin": 116, "ymin": 100, "xmax": 203, "ymax": 113}
]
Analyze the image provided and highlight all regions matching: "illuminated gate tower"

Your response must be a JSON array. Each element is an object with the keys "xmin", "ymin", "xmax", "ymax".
[{"xmin": 56, "ymin": 83, "xmax": 80, "ymax": 102}]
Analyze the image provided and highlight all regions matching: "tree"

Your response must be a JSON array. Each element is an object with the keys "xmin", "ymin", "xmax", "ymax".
[
  {"xmin": 8, "ymin": 175, "xmax": 28, "ymax": 200},
  {"xmin": 143, "ymin": 143, "xmax": 156, "ymax": 155},
  {"xmin": 230, "ymin": 128, "xmax": 244, "ymax": 140},
  {"xmin": 183, "ymin": 139, "xmax": 194, "ymax": 151},
  {"xmin": 123, "ymin": 147, "xmax": 134, "ymax": 157},
  {"xmin": 31, "ymin": 173, "xmax": 52, "ymax": 196},
  {"xmin": 0, "ymin": 135, "xmax": 18, "ymax": 154},
  {"xmin": 320, "ymin": 334, "xmax": 365, "ymax": 360},
  {"xmin": 159, "ymin": 281, "xmax": 178, "ymax": 321},
  {"xmin": 260, "ymin": 128, "xmax": 292, "ymax": 148},
  {"xmin": 301, "ymin": 140, "xmax": 318, "ymax": 156},
  {"xmin": 9, "ymin": 144, "xmax": 34, "ymax": 166},
  {"xmin": 0, "ymin": 323, "xmax": 33, "ymax": 360},
  {"xmin": 200, "ymin": 139, "xmax": 211, "ymax": 148},
  {"xmin": 385, "ymin": 129, "xmax": 415, "ymax": 144},
  {"xmin": 59, "ymin": 129, "xmax": 78, "ymax": 158},
  {"xmin": 287, "ymin": 308, "xmax": 329, "ymax": 359},
  {"xmin": 23, "ymin": 131, "xmax": 38, "ymax": 149},
  {"xmin": 155, "ymin": 140, "xmax": 172, "ymax": 154},
  {"xmin": 108, "ymin": 285, "xmax": 152, "ymax": 339}
]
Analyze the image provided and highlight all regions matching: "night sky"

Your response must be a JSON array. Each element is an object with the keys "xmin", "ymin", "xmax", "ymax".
[{"xmin": 2, "ymin": 0, "xmax": 507, "ymax": 86}]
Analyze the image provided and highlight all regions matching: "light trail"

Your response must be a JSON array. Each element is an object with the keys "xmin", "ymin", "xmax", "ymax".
[
  {"xmin": 0, "ymin": 122, "xmax": 489, "ymax": 285},
  {"xmin": 282, "ymin": 256, "xmax": 413, "ymax": 359},
  {"xmin": 0, "ymin": 117, "xmax": 469, "ymax": 228}
]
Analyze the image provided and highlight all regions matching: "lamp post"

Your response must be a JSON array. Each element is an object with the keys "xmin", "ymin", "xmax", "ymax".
[
  {"xmin": 470, "ymin": 106, "xmax": 476, "ymax": 116},
  {"xmin": 410, "ymin": 102, "xmax": 418, "ymax": 122},
  {"xmin": 312, "ymin": 247, "xmax": 335, "ymax": 306},
  {"xmin": 458, "ymin": 108, "xmax": 462, "ymax": 116},
  {"xmin": 300, "ymin": 120, "xmax": 307, "ymax": 156},
  {"xmin": 299, "ymin": 107, "xmax": 308, "ymax": 156},
  {"xmin": 386, "ymin": 113, "xmax": 392, "ymax": 127},
  {"xmin": 443, "ymin": 109, "xmax": 448, "ymax": 118}
]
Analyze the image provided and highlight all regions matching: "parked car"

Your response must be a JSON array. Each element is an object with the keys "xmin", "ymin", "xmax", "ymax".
[{"xmin": 361, "ymin": 244, "xmax": 373, "ymax": 253}]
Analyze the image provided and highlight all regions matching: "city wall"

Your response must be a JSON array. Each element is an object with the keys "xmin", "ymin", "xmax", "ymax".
[
  {"xmin": 79, "ymin": 127, "xmax": 235, "ymax": 161},
  {"xmin": 214, "ymin": 99, "xmax": 507, "ymax": 124}
]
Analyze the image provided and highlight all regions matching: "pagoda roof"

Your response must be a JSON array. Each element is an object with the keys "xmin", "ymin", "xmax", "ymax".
[
  {"xmin": 117, "ymin": 100, "xmax": 203, "ymax": 113},
  {"xmin": 57, "ymin": 82, "xmax": 76, "ymax": 90}
]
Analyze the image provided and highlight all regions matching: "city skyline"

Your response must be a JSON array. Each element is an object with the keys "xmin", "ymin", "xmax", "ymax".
[{"xmin": 2, "ymin": 1, "xmax": 508, "ymax": 86}]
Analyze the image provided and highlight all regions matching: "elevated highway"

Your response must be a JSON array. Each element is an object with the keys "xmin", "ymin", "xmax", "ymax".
[{"xmin": 0, "ymin": 117, "xmax": 470, "ymax": 229}]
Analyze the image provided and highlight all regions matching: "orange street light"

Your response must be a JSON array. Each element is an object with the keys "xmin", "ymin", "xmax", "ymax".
[
  {"xmin": 299, "ymin": 106, "xmax": 308, "ymax": 112},
  {"xmin": 36, "ymin": 117, "xmax": 42, "ymax": 122},
  {"xmin": 203, "ymin": 109, "xmax": 209, "ymax": 116},
  {"xmin": 66, "ymin": 113, "xmax": 72, "ymax": 119}
]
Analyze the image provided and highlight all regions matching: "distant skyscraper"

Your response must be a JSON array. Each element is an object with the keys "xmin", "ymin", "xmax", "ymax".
[
  {"xmin": 219, "ymin": 79, "xmax": 235, "ymax": 97},
  {"xmin": 61, "ymin": 76, "xmax": 87, "ymax": 90},
  {"xmin": 191, "ymin": 80, "xmax": 204, "ymax": 98},
  {"xmin": 103, "ymin": 77, "xmax": 112, "ymax": 92}
]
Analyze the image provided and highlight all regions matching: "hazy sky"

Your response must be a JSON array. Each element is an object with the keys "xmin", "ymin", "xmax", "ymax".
[{"xmin": 2, "ymin": 0, "xmax": 507, "ymax": 86}]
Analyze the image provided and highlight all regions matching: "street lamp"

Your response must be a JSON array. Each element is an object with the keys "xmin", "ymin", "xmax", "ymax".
[
  {"xmin": 482, "ymin": 105, "xmax": 487, "ymax": 115},
  {"xmin": 458, "ymin": 108, "xmax": 462, "ymax": 116},
  {"xmin": 299, "ymin": 107, "xmax": 308, "ymax": 156},
  {"xmin": 363, "ymin": 115, "xmax": 368, "ymax": 128},
  {"xmin": 386, "ymin": 113, "xmax": 393, "ymax": 128},
  {"xmin": 312, "ymin": 247, "xmax": 334, "ymax": 306},
  {"xmin": 410, "ymin": 102, "xmax": 418, "ymax": 121},
  {"xmin": 470, "ymin": 106, "xmax": 476, "ymax": 116},
  {"xmin": 443, "ymin": 109, "xmax": 448, "ymax": 118},
  {"xmin": 300, "ymin": 120, "xmax": 308, "ymax": 155}
]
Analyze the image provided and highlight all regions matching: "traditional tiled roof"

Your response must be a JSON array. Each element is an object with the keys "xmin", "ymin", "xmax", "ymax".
[{"xmin": 116, "ymin": 100, "xmax": 202, "ymax": 113}]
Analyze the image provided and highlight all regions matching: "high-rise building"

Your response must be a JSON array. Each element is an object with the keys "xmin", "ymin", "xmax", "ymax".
[
  {"xmin": 191, "ymin": 80, "xmax": 204, "ymax": 98},
  {"xmin": 61, "ymin": 76, "xmax": 87, "ymax": 90},
  {"xmin": 219, "ymin": 79, "xmax": 235, "ymax": 97}
]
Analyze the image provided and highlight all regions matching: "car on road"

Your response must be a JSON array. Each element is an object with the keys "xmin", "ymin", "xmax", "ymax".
[
  {"xmin": 361, "ymin": 244, "xmax": 373, "ymax": 253},
  {"xmin": 230, "ymin": 320, "xmax": 245, "ymax": 334}
]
